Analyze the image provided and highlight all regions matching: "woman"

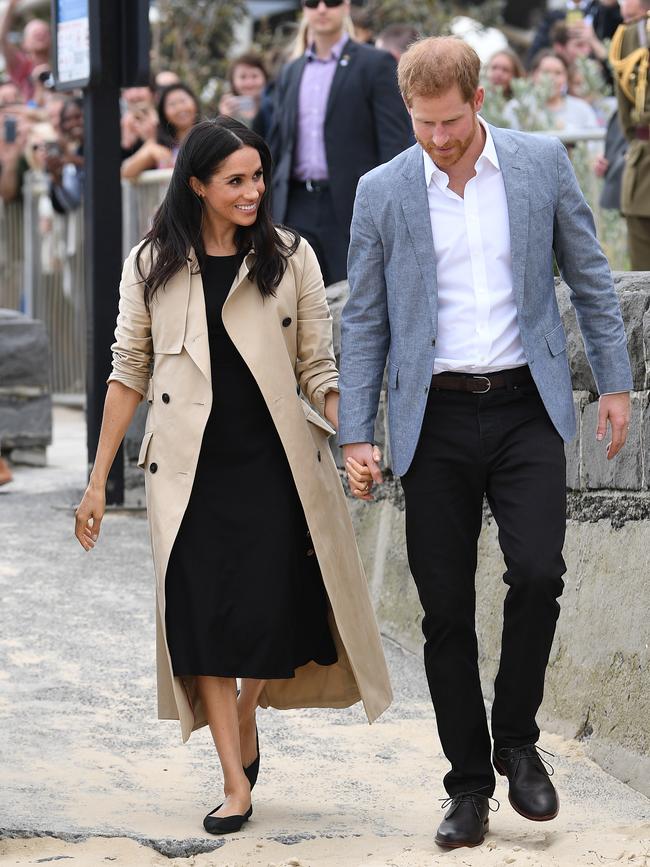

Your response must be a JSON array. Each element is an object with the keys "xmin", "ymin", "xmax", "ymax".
[
  {"xmin": 121, "ymin": 83, "xmax": 200, "ymax": 179},
  {"xmin": 508, "ymin": 50, "xmax": 599, "ymax": 131},
  {"xmin": 74, "ymin": 117, "xmax": 391, "ymax": 834},
  {"xmin": 218, "ymin": 53, "xmax": 268, "ymax": 127},
  {"xmin": 485, "ymin": 48, "xmax": 525, "ymax": 99}
]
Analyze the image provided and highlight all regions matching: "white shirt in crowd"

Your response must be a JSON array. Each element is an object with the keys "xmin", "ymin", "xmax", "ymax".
[{"xmin": 424, "ymin": 116, "xmax": 527, "ymax": 375}]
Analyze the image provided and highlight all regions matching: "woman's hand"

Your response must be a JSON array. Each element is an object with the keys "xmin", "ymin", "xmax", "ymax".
[{"xmin": 74, "ymin": 482, "xmax": 106, "ymax": 551}]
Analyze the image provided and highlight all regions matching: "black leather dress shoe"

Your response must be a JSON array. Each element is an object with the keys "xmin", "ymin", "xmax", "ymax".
[
  {"xmin": 203, "ymin": 803, "xmax": 253, "ymax": 835},
  {"xmin": 494, "ymin": 745, "xmax": 559, "ymax": 821},
  {"xmin": 435, "ymin": 793, "xmax": 491, "ymax": 848}
]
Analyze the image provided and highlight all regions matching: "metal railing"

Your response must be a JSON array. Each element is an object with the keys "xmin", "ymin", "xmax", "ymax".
[{"xmin": 0, "ymin": 130, "xmax": 626, "ymax": 397}]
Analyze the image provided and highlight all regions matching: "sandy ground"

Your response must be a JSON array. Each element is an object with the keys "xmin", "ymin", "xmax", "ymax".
[{"xmin": 0, "ymin": 408, "xmax": 648, "ymax": 867}]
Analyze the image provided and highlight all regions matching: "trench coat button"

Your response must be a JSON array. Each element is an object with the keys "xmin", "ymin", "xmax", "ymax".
[
  {"xmin": 149, "ymin": 462, "xmax": 158, "ymax": 473},
  {"xmin": 317, "ymin": 450, "xmax": 321, "ymax": 462},
  {"xmin": 162, "ymin": 393, "xmax": 170, "ymax": 404},
  {"xmin": 282, "ymin": 317, "xmax": 292, "ymax": 327}
]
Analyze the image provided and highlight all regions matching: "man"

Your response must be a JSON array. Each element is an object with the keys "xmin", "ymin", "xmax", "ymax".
[
  {"xmin": 375, "ymin": 24, "xmax": 420, "ymax": 62},
  {"xmin": 339, "ymin": 37, "xmax": 632, "ymax": 849},
  {"xmin": 609, "ymin": 0, "xmax": 650, "ymax": 269},
  {"xmin": 269, "ymin": 0, "xmax": 412, "ymax": 285},
  {"xmin": 0, "ymin": 0, "xmax": 51, "ymax": 101},
  {"xmin": 528, "ymin": 0, "xmax": 622, "ymax": 65}
]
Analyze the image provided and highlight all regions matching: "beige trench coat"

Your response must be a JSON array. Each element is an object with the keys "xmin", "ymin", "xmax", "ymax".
[{"xmin": 108, "ymin": 237, "xmax": 392, "ymax": 742}]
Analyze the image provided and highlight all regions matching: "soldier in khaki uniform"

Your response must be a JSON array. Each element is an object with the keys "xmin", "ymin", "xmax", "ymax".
[{"xmin": 610, "ymin": 0, "xmax": 650, "ymax": 269}]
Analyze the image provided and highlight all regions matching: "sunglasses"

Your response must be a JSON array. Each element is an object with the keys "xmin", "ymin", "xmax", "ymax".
[{"xmin": 303, "ymin": 0, "xmax": 344, "ymax": 8}]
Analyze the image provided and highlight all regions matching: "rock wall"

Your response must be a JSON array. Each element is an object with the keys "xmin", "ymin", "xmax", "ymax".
[
  {"xmin": 329, "ymin": 274, "xmax": 650, "ymax": 797},
  {"xmin": 0, "ymin": 309, "xmax": 52, "ymax": 465}
]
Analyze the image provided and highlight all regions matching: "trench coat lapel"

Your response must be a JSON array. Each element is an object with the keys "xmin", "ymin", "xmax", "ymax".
[
  {"xmin": 399, "ymin": 145, "xmax": 438, "ymax": 333},
  {"xmin": 491, "ymin": 126, "xmax": 529, "ymax": 310}
]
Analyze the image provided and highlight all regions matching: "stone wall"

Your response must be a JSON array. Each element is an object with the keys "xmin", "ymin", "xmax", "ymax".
[
  {"xmin": 329, "ymin": 274, "xmax": 650, "ymax": 797},
  {"xmin": 0, "ymin": 309, "xmax": 52, "ymax": 465}
]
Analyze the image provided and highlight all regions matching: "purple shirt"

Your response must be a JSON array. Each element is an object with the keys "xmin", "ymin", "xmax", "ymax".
[{"xmin": 293, "ymin": 34, "xmax": 348, "ymax": 181}]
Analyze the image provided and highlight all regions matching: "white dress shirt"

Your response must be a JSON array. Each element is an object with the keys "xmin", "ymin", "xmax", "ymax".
[{"xmin": 424, "ymin": 117, "xmax": 527, "ymax": 375}]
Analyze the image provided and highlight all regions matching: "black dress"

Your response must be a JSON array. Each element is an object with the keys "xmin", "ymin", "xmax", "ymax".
[{"xmin": 165, "ymin": 253, "xmax": 337, "ymax": 678}]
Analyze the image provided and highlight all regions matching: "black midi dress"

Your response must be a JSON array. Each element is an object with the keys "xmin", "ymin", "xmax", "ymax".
[{"xmin": 164, "ymin": 253, "xmax": 338, "ymax": 679}]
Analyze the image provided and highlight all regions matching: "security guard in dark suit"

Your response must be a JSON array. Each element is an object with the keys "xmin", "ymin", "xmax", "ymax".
[{"xmin": 610, "ymin": 2, "xmax": 650, "ymax": 269}]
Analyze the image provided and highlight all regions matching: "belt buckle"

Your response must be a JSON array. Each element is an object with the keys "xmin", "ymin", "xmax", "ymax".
[{"xmin": 471, "ymin": 375, "xmax": 491, "ymax": 393}]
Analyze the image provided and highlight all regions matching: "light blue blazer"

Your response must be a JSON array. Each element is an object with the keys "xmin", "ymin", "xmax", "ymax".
[{"xmin": 339, "ymin": 126, "xmax": 633, "ymax": 477}]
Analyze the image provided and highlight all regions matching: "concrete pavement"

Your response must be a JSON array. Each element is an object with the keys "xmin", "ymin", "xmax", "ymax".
[{"xmin": 0, "ymin": 407, "xmax": 648, "ymax": 866}]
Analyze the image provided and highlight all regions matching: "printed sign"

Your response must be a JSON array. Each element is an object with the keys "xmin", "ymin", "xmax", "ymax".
[{"xmin": 55, "ymin": 0, "xmax": 90, "ymax": 88}]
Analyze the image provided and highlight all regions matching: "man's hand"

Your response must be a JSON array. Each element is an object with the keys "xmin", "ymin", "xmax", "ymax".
[
  {"xmin": 343, "ymin": 443, "xmax": 383, "ymax": 500},
  {"xmin": 596, "ymin": 392, "xmax": 631, "ymax": 460}
]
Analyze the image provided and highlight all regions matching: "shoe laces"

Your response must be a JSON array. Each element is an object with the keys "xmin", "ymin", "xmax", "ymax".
[
  {"xmin": 439, "ymin": 787, "xmax": 500, "ymax": 813},
  {"xmin": 496, "ymin": 744, "xmax": 556, "ymax": 776}
]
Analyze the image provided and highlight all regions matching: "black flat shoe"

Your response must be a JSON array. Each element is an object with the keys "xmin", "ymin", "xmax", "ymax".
[
  {"xmin": 203, "ymin": 803, "xmax": 253, "ymax": 835},
  {"xmin": 243, "ymin": 725, "xmax": 260, "ymax": 790},
  {"xmin": 494, "ymin": 744, "xmax": 559, "ymax": 821},
  {"xmin": 435, "ymin": 792, "xmax": 492, "ymax": 849}
]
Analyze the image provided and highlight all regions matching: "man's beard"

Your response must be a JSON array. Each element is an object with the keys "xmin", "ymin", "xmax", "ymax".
[{"xmin": 416, "ymin": 114, "xmax": 479, "ymax": 170}]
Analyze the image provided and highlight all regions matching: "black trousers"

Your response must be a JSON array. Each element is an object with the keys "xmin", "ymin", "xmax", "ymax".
[
  {"xmin": 285, "ymin": 185, "xmax": 348, "ymax": 285},
  {"xmin": 400, "ymin": 378, "xmax": 567, "ymax": 796}
]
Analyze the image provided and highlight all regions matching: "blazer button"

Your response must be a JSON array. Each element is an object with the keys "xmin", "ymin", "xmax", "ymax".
[
  {"xmin": 149, "ymin": 462, "xmax": 158, "ymax": 473},
  {"xmin": 282, "ymin": 317, "xmax": 292, "ymax": 327},
  {"xmin": 162, "ymin": 393, "xmax": 170, "ymax": 404}
]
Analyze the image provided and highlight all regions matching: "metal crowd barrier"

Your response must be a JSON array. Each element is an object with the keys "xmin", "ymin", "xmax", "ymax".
[{"xmin": 0, "ymin": 131, "xmax": 625, "ymax": 397}]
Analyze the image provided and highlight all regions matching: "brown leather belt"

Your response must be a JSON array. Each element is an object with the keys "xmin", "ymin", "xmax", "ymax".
[
  {"xmin": 431, "ymin": 366, "xmax": 534, "ymax": 394},
  {"xmin": 635, "ymin": 125, "xmax": 650, "ymax": 141}
]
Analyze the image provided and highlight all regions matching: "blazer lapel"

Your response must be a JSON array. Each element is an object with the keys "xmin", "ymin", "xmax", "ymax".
[
  {"xmin": 285, "ymin": 55, "xmax": 308, "ymax": 142},
  {"xmin": 399, "ymin": 145, "xmax": 438, "ymax": 332},
  {"xmin": 325, "ymin": 39, "xmax": 356, "ymax": 124},
  {"xmin": 491, "ymin": 126, "xmax": 529, "ymax": 310}
]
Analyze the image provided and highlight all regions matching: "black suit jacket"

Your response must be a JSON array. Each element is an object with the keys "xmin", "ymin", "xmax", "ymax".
[{"xmin": 268, "ymin": 39, "xmax": 412, "ymax": 228}]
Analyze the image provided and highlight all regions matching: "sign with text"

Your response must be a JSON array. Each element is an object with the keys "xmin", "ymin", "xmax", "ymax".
[{"xmin": 53, "ymin": 0, "xmax": 90, "ymax": 89}]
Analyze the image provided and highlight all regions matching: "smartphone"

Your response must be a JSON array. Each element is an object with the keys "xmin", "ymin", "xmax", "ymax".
[
  {"xmin": 566, "ymin": 9, "xmax": 584, "ymax": 24},
  {"xmin": 4, "ymin": 116, "xmax": 17, "ymax": 144},
  {"xmin": 45, "ymin": 141, "xmax": 62, "ymax": 158}
]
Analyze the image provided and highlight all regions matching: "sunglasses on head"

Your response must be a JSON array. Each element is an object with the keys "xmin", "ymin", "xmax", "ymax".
[{"xmin": 303, "ymin": 0, "xmax": 344, "ymax": 8}]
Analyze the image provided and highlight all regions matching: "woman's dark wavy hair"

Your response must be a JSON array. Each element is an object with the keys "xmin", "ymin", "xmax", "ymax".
[
  {"xmin": 156, "ymin": 82, "xmax": 201, "ymax": 149},
  {"xmin": 136, "ymin": 116, "xmax": 299, "ymax": 306}
]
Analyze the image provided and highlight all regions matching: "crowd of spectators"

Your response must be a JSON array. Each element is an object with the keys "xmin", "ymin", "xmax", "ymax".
[{"xmin": 0, "ymin": 1, "xmax": 633, "ymax": 212}]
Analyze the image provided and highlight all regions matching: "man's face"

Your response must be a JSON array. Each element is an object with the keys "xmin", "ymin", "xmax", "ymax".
[
  {"xmin": 409, "ymin": 85, "xmax": 484, "ymax": 170},
  {"xmin": 303, "ymin": 0, "xmax": 349, "ymax": 39},
  {"xmin": 23, "ymin": 20, "xmax": 51, "ymax": 57},
  {"xmin": 620, "ymin": 0, "xmax": 646, "ymax": 22},
  {"xmin": 563, "ymin": 34, "xmax": 592, "ymax": 63}
]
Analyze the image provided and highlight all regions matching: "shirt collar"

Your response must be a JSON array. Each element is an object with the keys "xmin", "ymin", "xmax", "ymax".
[
  {"xmin": 305, "ymin": 33, "xmax": 348, "ymax": 62},
  {"xmin": 422, "ymin": 116, "xmax": 500, "ymax": 189}
]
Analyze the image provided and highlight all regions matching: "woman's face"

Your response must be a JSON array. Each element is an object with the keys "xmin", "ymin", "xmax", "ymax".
[
  {"xmin": 487, "ymin": 54, "xmax": 515, "ymax": 90},
  {"xmin": 163, "ymin": 89, "xmax": 198, "ymax": 134},
  {"xmin": 195, "ymin": 146, "xmax": 265, "ymax": 232},
  {"xmin": 231, "ymin": 64, "xmax": 266, "ymax": 98},
  {"xmin": 534, "ymin": 57, "xmax": 568, "ymax": 100}
]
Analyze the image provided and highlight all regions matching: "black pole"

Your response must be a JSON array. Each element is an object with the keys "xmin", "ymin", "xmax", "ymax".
[{"xmin": 85, "ymin": 0, "xmax": 124, "ymax": 504}]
